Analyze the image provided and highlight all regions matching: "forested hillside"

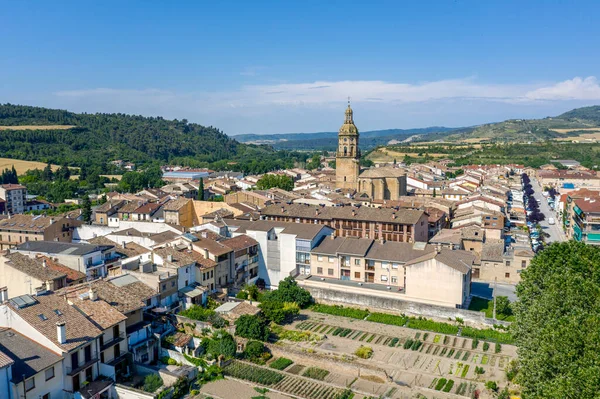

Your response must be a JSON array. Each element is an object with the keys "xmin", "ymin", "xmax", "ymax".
[{"xmin": 0, "ymin": 104, "xmax": 305, "ymax": 174}]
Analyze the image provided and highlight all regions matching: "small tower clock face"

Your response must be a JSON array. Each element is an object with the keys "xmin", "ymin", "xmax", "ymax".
[{"xmin": 344, "ymin": 138, "xmax": 347, "ymax": 142}]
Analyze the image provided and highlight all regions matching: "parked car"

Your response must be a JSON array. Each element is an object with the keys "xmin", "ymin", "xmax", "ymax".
[{"xmin": 549, "ymin": 217, "xmax": 555, "ymax": 225}]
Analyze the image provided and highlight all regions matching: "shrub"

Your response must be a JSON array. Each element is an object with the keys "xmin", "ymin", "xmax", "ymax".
[
  {"xmin": 483, "ymin": 342, "xmax": 490, "ymax": 352},
  {"xmin": 236, "ymin": 290, "xmax": 248, "ymax": 300},
  {"xmin": 244, "ymin": 340, "xmax": 266, "ymax": 360},
  {"xmin": 269, "ymin": 357, "xmax": 293, "ymax": 370},
  {"xmin": 183, "ymin": 354, "xmax": 206, "ymax": 367},
  {"xmin": 461, "ymin": 365, "xmax": 470, "ymax": 378},
  {"xmin": 472, "ymin": 337, "xmax": 479, "ymax": 349},
  {"xmin": 311, "ymin": 304, "xmax": 369, "ymax": 319},
  {"xmin": 143, "ymin": 374, "xmax": 163, "ymax": 393},
  {"xmin": 179, "ymin": 305, "xmax": 215, "ymax": 321},
  {"xmin": 355, "ymin": 345, "xmax": 373, "ymax": 359},
  {"xmin": 366, "ymin": 312, "xmax": 408, "ymax": 326},
  {"xmin": 474, "ymin": 366, "xmax": 485, "ymax": 376},
  {"xmin": 404, "ymin": 339, "xmax": 414, "ymax": 349},
  {"xmin": 411, "ymin": 340, "xmax": 423, "ymax": 351},
  {"xmin": 495, "ymin": 342, "xmax": 501, "ymax": 353},
  {"xmin": 160, "ymin": 356, "xmax": 178, "ymax": 366},
  {"xmin": 389, "ymin": 337, "xmax": 399, "ymax": 347},
  {"xmin": 206, "ymin": 330, "xmax": 237, "ymax": 359},
  {"xmin": 485, "ymin": 381, "xmax": 498, "ymax": 392}
]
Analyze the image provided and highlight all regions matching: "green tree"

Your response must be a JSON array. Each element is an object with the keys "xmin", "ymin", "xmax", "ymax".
[
  {"xmin": 206, "ymin": 330, "xmax": 236, "ymax": 359},
  {"xmin": 243, "ymin": 340, "xmax": 265, "ymax": 360},
  {"xmin": 198, "ymin": 178, "xmax": 204, "ymax": 200},
  {"xmin": 42, "ymin": 163, "xmax": 53, "ymax": 181},
  {"xmin": 81, "ymin": 195, "xmax": 92, "ymax": 222},
  {"xmin": 513, "ymin": 242, "xmax": 600, "ymax": 398},
  {"xmin": 235, "ymin": 315, "xmax": 270, "ymax": 341},
  {"xmin": 256, "ymin": 174, "xmax": 294, "ymax": 191},
  {"xmin": 495, "ymin": 296, "xmax": 512, "ymax": 317},
  {"xmin": 306, "ymin": 154, "xmax": 321, "ymax": 170}
]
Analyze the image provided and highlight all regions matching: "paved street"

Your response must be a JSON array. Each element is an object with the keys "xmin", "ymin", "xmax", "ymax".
[
  {"xmin": 531, "ymin": 177, "xmax": 567, "ymax": 244},
  {"xmin": 472, "ymin": 281, "xmax": 517, "ymax": 302}
]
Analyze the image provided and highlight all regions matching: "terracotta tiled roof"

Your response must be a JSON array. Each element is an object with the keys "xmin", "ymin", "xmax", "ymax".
[
  {"xmin": 162, "ymin": 197, "xmax": 191, "ymax": 211},
  {"xmin": 3, "ymin": 253, "xmax": 66, "ymax": 282},
  {"xmin": 9, "ymin": 294, "xmax": 102, "ymax": 351},
  {"xmin": 70, "ymin": 298, "xmax": 127, "ymax": 330},
  {"xmin": 221, "ymin": 235, "xmax": 258, "ymax": 251},
  {"xmin": 0, "ymin": 214, "xmax": 67, "ymax": 233}
]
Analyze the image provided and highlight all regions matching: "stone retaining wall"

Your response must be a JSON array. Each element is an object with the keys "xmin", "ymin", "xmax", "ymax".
[{"xmin": 304, "ymin": 284, "xmax": 510, "ymax": 328}]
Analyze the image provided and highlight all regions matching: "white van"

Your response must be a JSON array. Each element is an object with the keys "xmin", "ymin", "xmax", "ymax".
[{"xmin": 548, "ymin": 217, "xmax": 555, "ymax": 225}]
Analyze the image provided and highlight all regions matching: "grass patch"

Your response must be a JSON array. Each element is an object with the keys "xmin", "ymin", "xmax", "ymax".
[
  {"xmin": 467, "ymin": 297, "xmax": 515, "ymax": 322},
  {"xmin": 406, "ymin": 318, "xmax": 459, "ymax": 335},
  {"xmin": 461, "ymin": 365, "xmax": 470, "ymax": 378},
  {"xmin": 462, "ymin": 326, "xmax": 514, "ymax": 345}
]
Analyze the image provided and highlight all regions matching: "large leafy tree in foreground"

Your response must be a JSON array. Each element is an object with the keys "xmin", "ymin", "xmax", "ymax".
[{"xmin": 513, "ymin": 241, "xmax": 600, "ymax": 398}]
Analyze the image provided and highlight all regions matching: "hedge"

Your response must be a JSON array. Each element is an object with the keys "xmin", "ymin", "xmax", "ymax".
[{"xmin": 311, "ymin": 304, "xmax": 369, "ymax": 319}]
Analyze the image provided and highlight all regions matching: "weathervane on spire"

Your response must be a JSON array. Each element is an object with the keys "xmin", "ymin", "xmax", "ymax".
[{"xmin": 347, "ymin": 96, "xmax": 351, "ymax": 105}]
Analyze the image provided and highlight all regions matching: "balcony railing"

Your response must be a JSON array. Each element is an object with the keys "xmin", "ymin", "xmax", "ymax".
[
  {"xmin": 66, "ymin": 356, "xmax": 99, "ymax": 376},
  {"xmin": 104, "ymin": 350, "xmax": 129, "ymax": 366},
  {"xmin": 100, "ymin": 332, "xmax": 126, "ymax": 351}
]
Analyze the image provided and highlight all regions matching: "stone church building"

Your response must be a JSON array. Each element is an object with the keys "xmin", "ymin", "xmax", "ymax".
[{"xmin": 335, "ymin": 103, "xmax": 407, "ymax": 200}]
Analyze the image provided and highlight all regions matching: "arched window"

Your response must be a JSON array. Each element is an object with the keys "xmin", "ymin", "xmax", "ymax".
[
  {"xmin": 344, "ymin": 176, "xmax": 347, "ymax": 182},
  {"xmin": 344, "ymin": 147, "xmax": 347, "ymax": 156}
]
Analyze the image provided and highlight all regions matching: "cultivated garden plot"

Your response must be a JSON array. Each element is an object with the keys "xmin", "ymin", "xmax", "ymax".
[
  {"xmin": 284, "ymin": 312, "xmax": 517, "ymax": 397},
  {"xmin": 223, "ymin": 360, "xmax": 348, "ymax": 399}
]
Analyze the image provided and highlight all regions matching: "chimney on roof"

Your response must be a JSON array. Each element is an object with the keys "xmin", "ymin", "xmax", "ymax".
[
  {"xmin": 56, "ymin": 322, "xmax": 66, "ymax": 344},
  {"xmin": 330, "ymin": 233, "xmax": 335, "ymax": 240},
  {"xmin": 89, "ymin": 287, "xmax": 98, "ymax": 301},
  {"xmin": 122, "ymin": 241, "xmax": 126, "ymax": 249},
  {"xmin": 0, "ymin": 287, "xmax": 8, "ymax": 303},
  {"xmin": 42, "ymin": 259, "xmax": 47, "ymax": 268},
  {"xmin": 379, "ymin": 237, "xmax": 385, "ymax": 244},
  {"xmin": 392, "ymin": 213, "xmax": 396, "ymax": 220},
  {"xmin": 167, "ymin": 254, "xmax": 174, "ymax": 262},
  {"xmin": 351, "ymin": 209, "xmax": 356, "ymax": 216},
  {"xmin": 50, "ymin": 218, "xmax": 55, "ymax": 224}
]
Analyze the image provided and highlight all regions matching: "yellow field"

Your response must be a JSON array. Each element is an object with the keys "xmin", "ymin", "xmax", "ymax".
[
  {"xmin": 70, "ymin": 174, "xmax": 122, "ymax": 181},
  {"xmin": 0, "ymin": 125, "xmax": 75, "ymax": 130},
  {"xmin": 0, "ymin": 158, "xmax": 60, "ymax": 174},
  {"xmin": 550, "ymin": 127, "xmax": 600, "ymax": 134},
  {"xmin": 553, "ymin": 132, "xmax": 600, "ymax": 142},
  {"xmin": 367, "ymin": 148, "xmax": 446, "ymax": 163}
]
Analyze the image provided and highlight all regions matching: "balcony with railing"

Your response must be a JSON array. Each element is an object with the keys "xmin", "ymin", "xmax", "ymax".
[
  {"xmin": 100, "ymin": 332, "xmax": 126, "ymax": 351},
  {"xmin": 66, "ymin": 355, "xmax": 99, "ymax": 376}
]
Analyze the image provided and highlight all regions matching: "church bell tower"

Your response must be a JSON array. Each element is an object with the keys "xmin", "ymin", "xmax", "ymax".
[{"xmin": 335, "ymin": 101, "xmax": 360, "ymax": 190}]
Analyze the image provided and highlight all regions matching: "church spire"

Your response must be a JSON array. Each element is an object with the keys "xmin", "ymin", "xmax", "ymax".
[{"xmin": 344, "ymin": 98, "xmax": 353, "ymax": 124}]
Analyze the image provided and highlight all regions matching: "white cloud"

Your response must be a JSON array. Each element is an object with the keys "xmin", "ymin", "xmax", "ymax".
[
  {"xmin": 47, "ymin": 76, "xmax": 600, "ymax": 133},
  {"xmin": 524, "ymin": 77, "xmax": 600, "ymax": 101}
]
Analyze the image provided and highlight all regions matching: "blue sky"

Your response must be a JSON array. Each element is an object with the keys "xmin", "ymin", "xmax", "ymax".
[{"xmin": 2, "ymin": 1, "xmax": 600, "ymax": 134}]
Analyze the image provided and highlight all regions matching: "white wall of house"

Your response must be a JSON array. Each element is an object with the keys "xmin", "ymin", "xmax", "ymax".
[
  {"xmin": 0, "ymin": 306, "xmax": 64, "ymax": 353},
  {"xmin": 10, "ymin": 361, "xmax": 63, "ymax": 399},
  {"xmin": 405, "ymin": 259, "xmax": 469, "ymax": 307}
]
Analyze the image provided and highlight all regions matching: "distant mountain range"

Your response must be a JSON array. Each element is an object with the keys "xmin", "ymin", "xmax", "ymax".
[
  {"xmin": 235, "ymin": 105, "xmax": 600, "ymax": 150},
  {"xmin": 421, "ymin": 105, "xmax": 600, "ymax": 143},
  {"xmin": 235, "ymin": 127, "xmax": 458, "ymax": 150}
]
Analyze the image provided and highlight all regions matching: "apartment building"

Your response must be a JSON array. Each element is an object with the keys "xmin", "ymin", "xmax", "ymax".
[
  {"xmin": 93, "ymin": 200, "xmax": 125, "ymax": 225},
  {"xmin": 307, "ymin": 235, "xmax": 474, "ymax": 308},
  {"xmin": 0, "ymin": 294, "xmax": 106, "ymax": 396},
  {"xmin": 59, "ymin": 276, "xmax": 160, "ymax": 365},
  {"xmin": 162, "ymin": 197, "xmax": 194, "ymax": 227},
  {"xmin": 259, "ymin": 203, "xmax": 428, "ymax": 243},
  {"xmin": 14, "ymin": 241, "xmax": 116, "ymax": 281},
  {"xmin": 0, "ymin": 253, "xmax": 82, "ymax": 297},
  {"xmin": 0, "ymin": 327, "xmax": 64, "ymax": 399},
  {"xmin": 0, "ymin": 184, "xmax": 26, "ymax": 214},
  {"xmin": 233, "ymin": 220, "xmax": 334, "ymax": 288},
  {"xmin": 0, "ymin": 214, "xmax": 77, "ymax": 250},
  {"xmin": 222, "ymin": 235, "xmax": 260, "ymax": 286},
  {"xmin": 570, "ymin": 196, "xmax": 600, "ymax": 245}
]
